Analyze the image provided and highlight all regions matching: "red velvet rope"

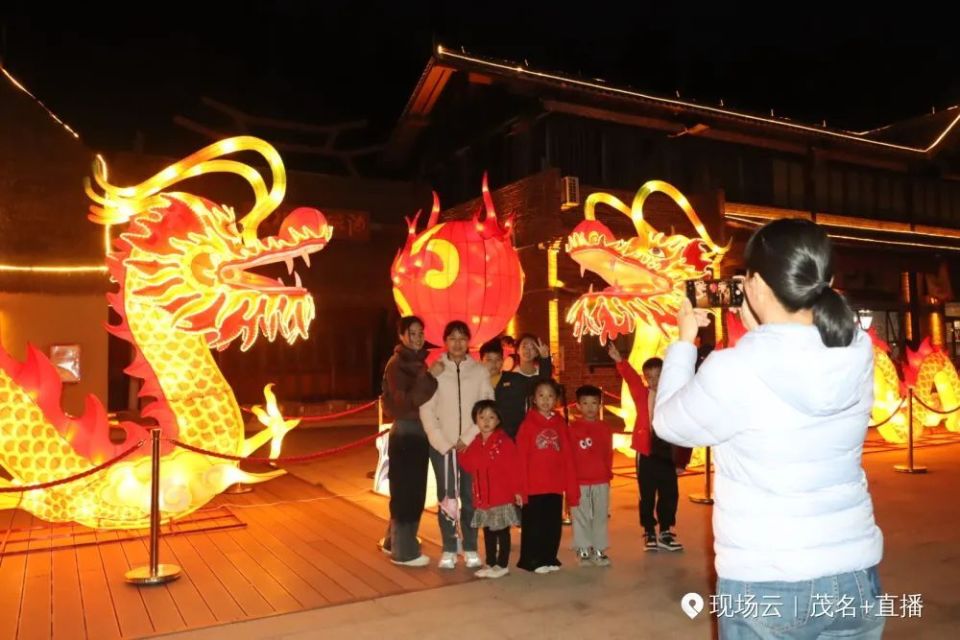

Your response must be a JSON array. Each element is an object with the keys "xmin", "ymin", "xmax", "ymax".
[
  {"xmin": 867, "ymin": 397, "xmax": 907, "ymax": 429},
  {"xmin": 910, "ymin": 391, "xmax": 960, "ymax": 416},
  {"xmin": 168, "ymin": 430, "xmax": 385, "ymax": 463},
  {"xmin": 0, "ymin": 441, "xmax": 145, "ymax": 493},
  {"xmin": 241, "ymin": 398, "xmax": 379, "ymax": 422},
  {"xmin": 298, "ymin": 399, "xmax": 379, "ymax": 422}
]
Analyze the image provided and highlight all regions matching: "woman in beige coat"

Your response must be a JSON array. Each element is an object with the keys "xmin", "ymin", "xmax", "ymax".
[{"xmin": 420, "ymin": 320, "xmax": 494, "ymax": 569}]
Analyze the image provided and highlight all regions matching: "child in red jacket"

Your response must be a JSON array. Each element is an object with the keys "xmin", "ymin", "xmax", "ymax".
[
  {"xmin": 609, "ymin": 343, "xmax": 684, "ymax": 553},
  {"xmin": 460, "ymin": 400, "xmax": 522, "ymax": 579},
  {"xmin": 516, "ymin": 378, "xmax": 580, "ymax": 574},
  {"xmin": 569, "ymin": 385, "xmax": 613, "ymax": 567}
]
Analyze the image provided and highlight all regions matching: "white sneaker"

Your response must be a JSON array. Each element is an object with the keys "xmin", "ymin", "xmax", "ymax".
[
  {"xmin": 593, "ymin": 550, "xmax": 611, "ymax": 567},
  {"xmin": 577, "ymin": 548, "xmax": 593, "ymax": 567},
  {"xmin": 390, "ymin": 554, "xmax": 430, "ymax": 567},
  {"xmin": 546, "ymin": 565, "xmax": 561, "ymax": 572},
  {"xmin": 464, "ymin": 551, "xmax": 482, "ymax": 568},
  {"xmin": 534, "ymin": 566, "xmax": 552, "ymax": 574},
  {"xmin": 487, "ymin": 566, "xmax": 509, "ymax": 579},
  {"xmin": 438, "ymin": 552, "xmax": 457, "ymax": 569},
  {"xmin": 377, "ymin": 538, "xmax": 391, "ymax": 555},
  {"xmin": 474, "ymin": 566, "xmax": 492, "ymax": 578}
]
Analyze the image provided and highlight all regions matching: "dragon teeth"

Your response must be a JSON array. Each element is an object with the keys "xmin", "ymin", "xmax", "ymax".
[
  {"xmin": 302, "ymin": 251, "xmax": 311, "ymax": 268},
  {"xmin": 285, "ymin": 257, "xmax": 294, "ymax": 274},
  {"xmin": 294, "ymin": 271, "xmax": 302, "ymax": 288}
]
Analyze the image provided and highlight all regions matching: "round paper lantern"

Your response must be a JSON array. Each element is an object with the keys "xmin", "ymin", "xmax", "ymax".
[{"xmin": 391, "ymin": 175, "xmax": 524, "ymax": 347}]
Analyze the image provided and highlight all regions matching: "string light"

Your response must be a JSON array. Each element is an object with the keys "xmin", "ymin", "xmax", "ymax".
[
  {"xmin": 726, "ymin": 214, "xmax": 960, "ymax": 252},
  {"xmin": 1, "ymin": 65, "xmax": 80, "ymax": 140},
  {"xmin": 0, "ymin": 265, "xmax": 108, "ymax": 273},
  {"xmin": 726, "ymin": 205, "xmax": 960, "ymax": 240},
  {"xmin": 436, "ymin": 47, "xmax": 960, "ymax": 155}
]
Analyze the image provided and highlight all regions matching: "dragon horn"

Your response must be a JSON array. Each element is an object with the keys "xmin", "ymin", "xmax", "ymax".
[
  {"xmin": 426, "ymin": 192, "xmax": 441, "ymax": 228},
  {"xmin": 632, "ymin": 181, "xmax": 729, "ymax": 254}
]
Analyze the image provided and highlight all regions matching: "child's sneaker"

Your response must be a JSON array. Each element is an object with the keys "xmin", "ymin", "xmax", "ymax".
[
  {"xmin": 534, "ymin": 565, "xmax": 553, "ymax": 574},
  {"xmin": 390, "ymin": 554, "xmax": 430, "ymax": 567},
  {"xmin": 464, "ymin": 551, "xmax": 482, "ymax": 568},
  {"xmin": 438, "ymin": 552, "xmax": 457, "ymax": 569},
  {"xmin": 474, "ymin": 565, "xmax": 492, "ymax": 578},
  {"xmin": 487, "ymin": 566, "xmax": 509, "ymax": 579},
  {"xmin": 658, "ymin": 530, "xmax": 684, "ymax": 552},
  {"xmin": 644, "ymin": 531, "xmax": 658, "ymax": 552},
  {"xmin": 593, "ymin": 550, "xmax": 611, "ymax": 567},
  {"xmin": 577, "ymin": 548, "xmax": 593, "ymax": 566}
]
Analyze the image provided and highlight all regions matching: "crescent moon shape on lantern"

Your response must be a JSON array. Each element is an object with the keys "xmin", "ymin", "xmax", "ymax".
[
  {"xmin": 411, "ymin": 224, "xmax": 461, "ymax": 290},
  {"xmin": 423, "ymin": 238, "xmax": 460, "ymax": 289}
]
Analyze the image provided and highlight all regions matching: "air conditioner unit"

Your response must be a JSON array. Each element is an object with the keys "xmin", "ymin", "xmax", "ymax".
[{"xmin": 560, "ymin": 176, "xmax": 580, "ymax": 211}]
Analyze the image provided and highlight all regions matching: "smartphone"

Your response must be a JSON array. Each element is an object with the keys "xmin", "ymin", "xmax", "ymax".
[{"xmin": 686, "ymin": 278, "xmax": 744, "ymax": 309}]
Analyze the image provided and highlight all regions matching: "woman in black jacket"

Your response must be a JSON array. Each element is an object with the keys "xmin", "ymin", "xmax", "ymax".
[{"xmin": 380, "ymin": 316, "xmax": 442, "ymax": 565}]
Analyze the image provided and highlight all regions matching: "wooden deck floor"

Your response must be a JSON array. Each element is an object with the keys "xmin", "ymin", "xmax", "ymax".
[
  {"xmin": 0, "ymin": 475, "xmax": 468, "ymax": 640},
  {"xmin": 5, "ymin": 423, "xmax": 957, "ymax": 640}
]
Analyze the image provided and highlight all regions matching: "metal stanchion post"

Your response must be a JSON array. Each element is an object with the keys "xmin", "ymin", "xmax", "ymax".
[
  {"xmin": 225, "ymin": 481, "xmax": 253, "ymax": 494},
  {"xmin": 895, "ymin": 390, "xmax": 927, "ymax": 474},
  {"xmin": 599, "ymin": 385, "xmax": 604, "ymax": 421},
  {"xmin": 689, "ymin": 447, "xmax": 714, "ymax": 504},
  {"xmin": 126, "ymin": 429, "xmax": 182, "ymax": 585}
]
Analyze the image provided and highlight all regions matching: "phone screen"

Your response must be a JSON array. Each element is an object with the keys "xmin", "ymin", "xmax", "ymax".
[{"xmin": 686, "ymin": 278, "xmax": 744, "ymax": 309}]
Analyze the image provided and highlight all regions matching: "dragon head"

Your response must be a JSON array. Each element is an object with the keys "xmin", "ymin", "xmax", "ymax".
[
  {"xmin": 565, "ymin": 181, "xmax": 726, "ymax": 343},
  {"xmin": 88, "ymin": 137, "xmax": 332, "ymax": 351}
]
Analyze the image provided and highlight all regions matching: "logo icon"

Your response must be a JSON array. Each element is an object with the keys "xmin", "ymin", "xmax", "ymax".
[{"xmin": 681, "ymin": 592, "xmax": 704, "ymax": 619}]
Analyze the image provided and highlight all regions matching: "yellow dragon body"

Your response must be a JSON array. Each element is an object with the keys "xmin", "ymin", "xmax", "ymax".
[{"xmin": 872, "ymin": 334, "xmax": 960, "ymax": 443}]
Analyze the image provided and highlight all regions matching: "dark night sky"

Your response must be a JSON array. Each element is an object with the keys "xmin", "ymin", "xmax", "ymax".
[{"xmin": 2, "ymin": 3, "xmax": 958, "ymax": 154}]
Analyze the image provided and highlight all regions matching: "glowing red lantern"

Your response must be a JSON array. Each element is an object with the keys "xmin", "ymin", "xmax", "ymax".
[{"xmin": 391, "ymin": 175, "xmax": 524, "ymax": 348}]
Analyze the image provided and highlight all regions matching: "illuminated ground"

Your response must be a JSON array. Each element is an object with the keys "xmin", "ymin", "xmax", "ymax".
[{"xmin": 155, "ymin": 427, "xmax": 958, "ymax": 640}]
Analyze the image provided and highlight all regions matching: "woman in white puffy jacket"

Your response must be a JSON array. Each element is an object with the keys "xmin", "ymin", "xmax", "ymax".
[
  {"xmin": 654, "ymin": 219, "xmax": 885, "ymax": 639},
  {"xmin": 420, "ymin": 320, "xmax": 495, "ymax": 570}
]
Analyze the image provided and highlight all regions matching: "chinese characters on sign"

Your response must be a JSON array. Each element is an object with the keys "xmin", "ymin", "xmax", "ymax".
[{"xmin": 700, "ymin": 594, "xmax": 923, "ymax": 619}]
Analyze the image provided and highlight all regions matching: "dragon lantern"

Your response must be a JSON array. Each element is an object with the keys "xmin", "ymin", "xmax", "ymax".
[
  {"xmin": 871, "ymin": 333, "xmax": 960, "ymax": 443},
  {"xmin": 0, "ymin": 136, "xmax": 331, "ymax": 529},
  {"xmin": 565, "ymin": 181, "xmax": 727, "ymax": 456}
]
